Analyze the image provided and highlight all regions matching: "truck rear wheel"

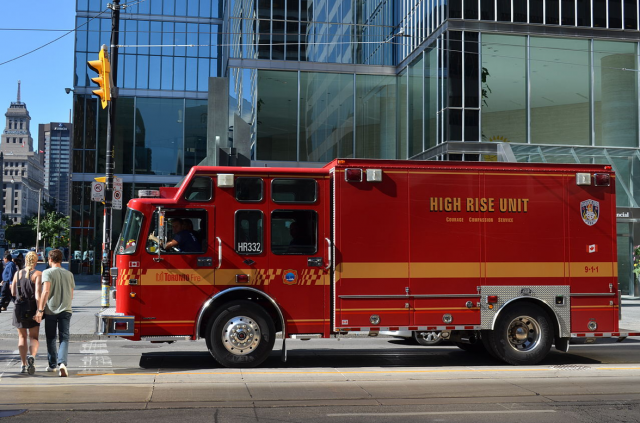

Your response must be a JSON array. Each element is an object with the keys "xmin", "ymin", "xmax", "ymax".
[
  {"xmin": 413, "ymin": 331, "xmax": 443, "ymax": 346},
  {"xmin": 487, "ymin": 303, "xmax": 553, "ymax": 365},
  {"xmin": 206, "ymin": 300, "xmax": 275, "ymax": 368}
]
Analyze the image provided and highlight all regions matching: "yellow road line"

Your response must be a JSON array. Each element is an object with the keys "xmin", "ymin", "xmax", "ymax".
[{"xmin": 76, "ymin": 366, "xmax": 640, "ymax": 377}]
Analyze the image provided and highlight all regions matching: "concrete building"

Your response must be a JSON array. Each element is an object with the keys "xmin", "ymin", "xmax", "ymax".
[
  {"xmin": 1, "ymin": 81, "xmax": 45, "ymax": 225},
  {"xmin": 38, "ymin": 122, "xmax": 73, "ymax": 216}
]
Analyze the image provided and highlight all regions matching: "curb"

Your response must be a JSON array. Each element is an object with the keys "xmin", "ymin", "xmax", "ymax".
[{"xmin": 0, "ymin": 333, "xmax": 109, "ymax": 341}]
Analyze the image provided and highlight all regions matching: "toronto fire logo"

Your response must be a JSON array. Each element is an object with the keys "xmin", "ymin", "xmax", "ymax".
[
  {"xmin": 283, "ymin": 270, "xmax": 298, "ymax": 285},
  {"xmin": 580, "ymin": 199, "xmax": 599, "ymax": 226}
]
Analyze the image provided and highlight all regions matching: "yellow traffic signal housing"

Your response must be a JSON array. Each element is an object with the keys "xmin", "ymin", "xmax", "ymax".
[{"xmin": 87, "ymin": 46, "xmax": 111, "ymax": 109}]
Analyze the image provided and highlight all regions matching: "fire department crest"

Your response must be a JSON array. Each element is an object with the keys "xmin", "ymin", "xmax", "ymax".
[
  {"xmin": 580, "ymin": 199, "xmax": 599, "ymax": 226},
  {"xmin": 283, "ymin": 270, "xmax": 298, "ymax": 285}
]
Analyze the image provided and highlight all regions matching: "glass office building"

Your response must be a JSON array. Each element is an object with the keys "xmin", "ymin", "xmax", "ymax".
[{"xmin": 72, "ymin": 0, "xmax": 640, "ymax": 294}]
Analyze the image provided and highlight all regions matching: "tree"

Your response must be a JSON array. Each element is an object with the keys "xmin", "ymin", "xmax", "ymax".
[
  {"xmin": 43, "ymin": 200, "xmax": 58, "ymax": 215},
  {"xmin": 26, "ymin": 211, "xmax": 69, "ymax": 248}
]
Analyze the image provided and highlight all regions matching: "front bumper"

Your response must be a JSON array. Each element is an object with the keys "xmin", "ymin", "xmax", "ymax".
[{"xmin": 95, "ymin": 307, "xmax": 135, "ymax": 336}]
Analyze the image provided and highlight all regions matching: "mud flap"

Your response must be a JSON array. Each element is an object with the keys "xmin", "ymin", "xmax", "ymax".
[{"xmin": 555, "ymin": 337, "xmax": 570, "ymax": 353}]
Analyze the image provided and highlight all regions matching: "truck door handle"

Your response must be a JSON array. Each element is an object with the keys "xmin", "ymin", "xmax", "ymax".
[
  {"xmin": 216, "ymin": 237, "xmax": 222, "ymax": 269},
  {"xmin": 325, "ymin": 237, "xmax": 332, "ymax": 270}
]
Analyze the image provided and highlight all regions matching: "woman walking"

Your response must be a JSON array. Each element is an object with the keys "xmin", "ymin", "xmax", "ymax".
[{"xmin": 10, "ymin": 251, "xmax": 42, "ymax": 374}]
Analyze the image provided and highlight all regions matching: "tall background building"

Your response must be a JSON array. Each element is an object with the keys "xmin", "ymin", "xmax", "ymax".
[
  {"xmin": 71, "ymin": 0, "xmax": 640, "ymax": 296},
  {"xmin": 38, "ymin": 122, "xmax": 73, "ymax": 216},
  {"xmin": 1, "ymin": 81, "xmax": 45, "ymax": 226}
]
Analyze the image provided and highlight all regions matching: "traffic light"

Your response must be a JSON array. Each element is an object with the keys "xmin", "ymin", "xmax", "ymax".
[{"xmin": 87, "ymin": 45, "xmax": 111, "ymax": 109}]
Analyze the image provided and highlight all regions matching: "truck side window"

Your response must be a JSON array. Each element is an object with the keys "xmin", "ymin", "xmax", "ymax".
[
  {"xmin": 184, "ymin": 176, "xmax": 213, "ymax": 202},
  {"xmin": 235, "ymin": 210, "xmax": 263, "ymax": 254},
  {"xmin": 271, "ymin": 210, "xmax": 317, "ymax": 255},
  {"xmin": 271, "ymin": 179, "xmax": 317, "ymax": 203},
  {"xmin": 236, "ymin": 177, "xmax": 263, "ymax": 202},
  {"xmin": 146, "ymin": 209, "xmax": 207, "ymax": 254}
]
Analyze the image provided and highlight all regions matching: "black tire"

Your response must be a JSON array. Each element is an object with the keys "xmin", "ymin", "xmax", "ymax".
[
  {"xmin": 486, "ymin": 303, "xmax": 553, "ymax": 365},
  {"xmin": 206, "ymin": 300, "xmax": 276, "ymax": 368},
  {"xmin": 413, "ymin": 331, "xmax": 444, "ymax": 346}
]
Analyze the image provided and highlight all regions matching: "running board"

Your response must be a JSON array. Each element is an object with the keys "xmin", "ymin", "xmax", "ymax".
[{"xmin": 141, "ymin": 336, "xmax": 192, "ymax": 342}]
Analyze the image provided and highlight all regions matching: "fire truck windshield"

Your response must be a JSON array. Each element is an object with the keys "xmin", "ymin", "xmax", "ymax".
[{"xmin": 116, "ymin": 208, "xmax": 144, "ymax": 255}]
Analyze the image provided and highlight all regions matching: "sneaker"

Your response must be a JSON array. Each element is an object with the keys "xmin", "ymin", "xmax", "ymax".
[
  {"xmin": 21, "ymin": 365, "xmax": 28, "ymax": 374},
  {"xmin": 27, "ymin": 355, "xmax": 35, "ymax": 375},
  {"xmin": 46, "ymin": 365, "xmax": 57, "ymax": 372},
  {"xmin": 58, "ymin": 363, "xmax": 68, "ymax": 377}
]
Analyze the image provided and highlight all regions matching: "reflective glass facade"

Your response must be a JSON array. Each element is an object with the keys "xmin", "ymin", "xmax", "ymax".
[
  {"xmin": 73, "ymin": 0, "xmax": 640, "ymax": 292},
  {"xmin": 72, "ymin": 1, "xmax": 219, "ymax": 268}
]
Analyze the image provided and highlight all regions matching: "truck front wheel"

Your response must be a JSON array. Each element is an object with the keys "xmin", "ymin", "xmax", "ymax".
[
  {"xmin": 206, "ymin": 300, "xmax": 276, "ymax": 368},
  {"xmin": 487, "ymin": 303, "xmax": 553, "ymax": 365}
]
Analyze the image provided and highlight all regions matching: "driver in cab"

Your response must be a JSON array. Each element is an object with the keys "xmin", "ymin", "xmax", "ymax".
[{"xmin": 164, "ymin": 218, "xmax": 201, "ymax": 253}]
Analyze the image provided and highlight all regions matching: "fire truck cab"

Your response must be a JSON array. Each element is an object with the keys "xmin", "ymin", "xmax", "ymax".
[{"xmin": 97, "ymin": 159, "xmax": 636, "ymax": 367}]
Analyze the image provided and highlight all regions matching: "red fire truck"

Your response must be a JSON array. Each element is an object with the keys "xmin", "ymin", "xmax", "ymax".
[{"xmin": 96, "ymin": 159, "xmax": 639, "ymax": 367}]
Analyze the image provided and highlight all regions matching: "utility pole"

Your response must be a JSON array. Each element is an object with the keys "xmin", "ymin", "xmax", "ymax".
[
  {"xmin": 35, "ymin": 189, "xmax": 41, "ymax": 252},
  {"xmin": 100, "ymin": 0, "xmax": 120, "ymax": 307}
]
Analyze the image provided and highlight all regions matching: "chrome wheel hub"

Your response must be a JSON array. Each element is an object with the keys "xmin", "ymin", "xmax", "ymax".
[
  {"xmin": 418, "ymin": 331, "xmax": 440, "ymax": 342},
  {"xmin": 222, "ymin": 316, "xmax": 261, "ymax": 355},
  {"xmin": 507, "ymin": 316, "xmax": 541, "ymax": 352}
]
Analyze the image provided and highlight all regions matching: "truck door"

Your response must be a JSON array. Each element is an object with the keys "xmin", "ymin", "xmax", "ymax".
[
  {"xmin": 265, "ymin": 177, "xmax": 329, "ymax": 336},
  {"xmin": 139, "ymin": 205, "xmax": 216, "ymax": 337}
]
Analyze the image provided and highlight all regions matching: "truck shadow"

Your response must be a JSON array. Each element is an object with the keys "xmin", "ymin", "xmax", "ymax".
[{"xmin": 137, "ymin": 344, "xmax": 611, "ymax": 370}]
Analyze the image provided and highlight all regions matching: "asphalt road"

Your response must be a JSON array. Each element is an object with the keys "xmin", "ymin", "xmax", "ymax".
[{"xmin": 1, "ymin": 337, "xmax": 639, "ymax": 422}]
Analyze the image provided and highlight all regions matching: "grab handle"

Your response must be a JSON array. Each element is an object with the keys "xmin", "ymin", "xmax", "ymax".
[
  {"xmin": 216, "ymin": 237, "xmax": 222, "ymax": 269},
  {"xmin": 325, "ymin": 237, "xmax": 332, "ymax": 270}
]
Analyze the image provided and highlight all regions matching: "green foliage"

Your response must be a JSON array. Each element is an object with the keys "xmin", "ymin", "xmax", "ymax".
[
  {"xmin": 634, "ymin": 246, "xmax": 640, "ymax": 276},
  {"xmin": 26, "ymin": 211, "xmax": 69, "ymax": 247}
]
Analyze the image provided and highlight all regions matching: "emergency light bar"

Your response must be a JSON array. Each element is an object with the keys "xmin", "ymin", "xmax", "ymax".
[
  {"xmin": 576, "ymin": 173, "xmax": 611, "ymax": 187},
  {"xmin": 138, "ymin": 190, "xmax": 160, "ymax": 198},
  {"xmin": 218, "ymin": 174, "xmax": 234, "ymax": 188},
  {"xmin": 345, "ymin": 168, "xmax": 383, "ymax": 183}
]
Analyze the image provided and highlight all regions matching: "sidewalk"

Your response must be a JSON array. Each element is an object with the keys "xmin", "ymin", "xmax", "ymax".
[
  {"xmin": 1, "ymin": 265, "xmax": 639, "ymax": 340},
  {"xmin": 0, "ymin": 263, "xmax": 103, "ymax": 341}
]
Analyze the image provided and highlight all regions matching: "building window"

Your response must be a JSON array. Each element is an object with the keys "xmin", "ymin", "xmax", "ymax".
[
  {"xmin": 594, "ymin": 40, "xmax": 639, "ymax": 147},
  {"xmin": 530, "ymin": 37, "xmax": 589, "ymax": 145}
]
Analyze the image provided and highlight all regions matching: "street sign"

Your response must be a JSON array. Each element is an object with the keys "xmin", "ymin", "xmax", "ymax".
[
  {"xmin": 113, "ymin": 189, "xmax": 122, "ymax": 210},
  {"xmin": 113, "ymin": 176, "xmax": 123, "ymax": 210},
  {"xmin": 92, "ymin": 181, "xmax": 105, "ymax": 202}
]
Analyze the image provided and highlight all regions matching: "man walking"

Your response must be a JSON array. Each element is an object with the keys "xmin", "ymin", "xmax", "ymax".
[
  {"xmin": 0, "ymin": 252, "xmax": 18, "ymax": 311},
  {"xmin": 34, "ymin": 249, "xmax": 75, "ymax": 377}
]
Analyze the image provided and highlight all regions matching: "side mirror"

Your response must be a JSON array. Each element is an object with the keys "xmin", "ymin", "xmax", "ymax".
[{"xmin": 154, "ymin": 207, "xmax": 166, "ymax": 262}]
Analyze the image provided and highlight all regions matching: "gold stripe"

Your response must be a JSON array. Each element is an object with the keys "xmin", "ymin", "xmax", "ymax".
[
  {"xmin": 411, "ymin": 262, "xmax": 480, "ymax": 278},
  {"xmin": 569, "ymin": 263, "xmax": 616, "ymax": 277},
  {"xmin": 486, "ymin": 262, "xmax": 565, "ymax": 278},
  {"xmin": 338, "ymin": 262, "xmax": 408, "ymax": 279},
  {"xmin": 338, "ymin": 262, "xmax": 617, "ymax": 279},
  {"xmin": 139, "ymin": 320, "xmax": 194, "ymax": 324},
  {"xmin": 286, "ymin": 319, "xmax": 329, "ymax": 322}
]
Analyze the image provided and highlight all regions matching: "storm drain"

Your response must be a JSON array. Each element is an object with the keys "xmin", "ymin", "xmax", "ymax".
[{"xmin": 550, "ymin": 365, "xmax": 591, "ymax": 371}]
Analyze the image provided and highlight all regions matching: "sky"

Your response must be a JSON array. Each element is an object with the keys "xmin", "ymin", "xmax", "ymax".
[{"xmin": 0, "ymin": 1, "xmax": 77, "ymax": 150}]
